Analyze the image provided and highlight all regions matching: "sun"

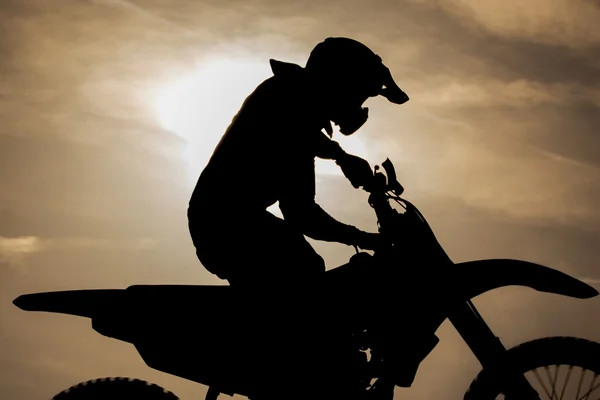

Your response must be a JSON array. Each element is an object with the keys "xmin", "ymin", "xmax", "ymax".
[
  {"xmin": 154, "ymin": 57, "xmax": 273, "ymax": 186},
  {"xmin": 154, "ymin": 56, "xmax": 372, "ymax": 186}
]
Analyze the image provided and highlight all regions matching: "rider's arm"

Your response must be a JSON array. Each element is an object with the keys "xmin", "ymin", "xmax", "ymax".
[
  {"xmin": 313, "ymin": 131, "xmax": 347, "ymax": 161},
  {"xmin": 278, "ymin": 153, "xmax": 368, "ymax": 247}
]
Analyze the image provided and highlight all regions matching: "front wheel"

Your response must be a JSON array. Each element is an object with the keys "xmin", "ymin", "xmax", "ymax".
[
  {"xmin": 465, "ymin": 337, "xmax": 600, "ymax": 400},
  {"xmin": 52, "ymin": 377, "xmax": 179, "ymax": 399}
]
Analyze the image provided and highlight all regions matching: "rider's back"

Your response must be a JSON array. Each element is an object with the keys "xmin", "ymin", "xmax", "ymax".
[{"xmin": 189, "ymin": 63, "xmax": 324, "ymax": 217}]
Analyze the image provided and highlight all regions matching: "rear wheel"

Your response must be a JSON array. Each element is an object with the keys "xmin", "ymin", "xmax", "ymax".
[
  {"xmin": 465, "ymin": 337, "xmax": 600, "ymax": 399},
  {"xmin": 52, "ymin": 377, "xmax": 179, "ymax": 399}
]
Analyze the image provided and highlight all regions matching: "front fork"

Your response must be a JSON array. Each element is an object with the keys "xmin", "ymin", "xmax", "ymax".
[{"xmin": 449, "ymin": 301, "xmax": 540, "ymax": 399}]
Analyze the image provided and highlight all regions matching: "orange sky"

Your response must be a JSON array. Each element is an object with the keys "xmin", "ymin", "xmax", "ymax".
[{"xmin": 1, "ymin": 0, "xmax": 600, "ymax": 398}]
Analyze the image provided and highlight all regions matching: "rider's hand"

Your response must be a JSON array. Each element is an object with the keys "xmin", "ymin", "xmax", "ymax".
[
  {"xmin": 355, "ymin": 231, "xmax": 383, "ymax": 252},
  {"xmin": 336, "ymin": 153, "xmax": 373, "ymax": 189}
]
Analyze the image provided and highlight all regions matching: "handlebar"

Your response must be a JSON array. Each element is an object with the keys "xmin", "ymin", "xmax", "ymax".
[
  {"xmin": 360, "ymin": 158, "xmax": 407, "ymax": 233},
  {"xmin": 362, "ymin": 158, "xmax": 404, "ymax": 197},
  {"xmin": 361, "ymin": 158, "xmax": 454, "ymax": 266},
  {"xmin": 361, "ymin": 158, "xmax": 443, "ymax": 251},
  {"xmin": 359, "ymin": 158, "xmax": 434, "ymax": 235}
]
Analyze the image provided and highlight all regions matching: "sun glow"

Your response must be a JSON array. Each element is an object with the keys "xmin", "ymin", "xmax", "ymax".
[{"xmin": 154, "ymin": 56, "xmax": 372, "ymax": 186}]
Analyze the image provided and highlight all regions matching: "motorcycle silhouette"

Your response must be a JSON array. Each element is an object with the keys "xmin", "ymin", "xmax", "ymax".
[{"xmin": 13, "ymin": 158, "xmax": 600, "ymax": 400}]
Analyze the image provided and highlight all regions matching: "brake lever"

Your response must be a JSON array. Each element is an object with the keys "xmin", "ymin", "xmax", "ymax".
[
  {"xmin": 381, "ymin": 159, "xmax": 395, "ymax": 182},
  {"xmin": 381, "ymin": 158, "xmax": 404, "ymax": 196}
]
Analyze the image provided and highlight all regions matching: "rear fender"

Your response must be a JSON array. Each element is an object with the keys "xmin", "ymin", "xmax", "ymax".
[{"xmin": 13, "ymin": 289, "xmax": 125, "ymax": 318}]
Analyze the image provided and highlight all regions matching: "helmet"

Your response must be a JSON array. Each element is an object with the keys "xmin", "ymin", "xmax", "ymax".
[{"xmin": 305, "ymin": 37, "xmax": 409, "ymax": 135}]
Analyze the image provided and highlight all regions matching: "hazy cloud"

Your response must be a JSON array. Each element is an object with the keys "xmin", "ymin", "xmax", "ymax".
[
  {"xmin": 0, "ymin": 236, "xmax": 158, "ymax": 266},
  {"xmin": 418, "ymin": 79, "xmax": 600, "ymax": 109},
  {"xmin": 89, "ymin": 0, "xmax": 174, "ymax": 25},
  {"xmin": 2, "ymin": 0, "xmax": 600, "ymax": 399},
  {"xmin": 439, "ymin": 0, "xmax": 600, "ymax": 47},
  {"xmin": 0, "ymin": 236, "xmax": 41, "ymax": 265}
]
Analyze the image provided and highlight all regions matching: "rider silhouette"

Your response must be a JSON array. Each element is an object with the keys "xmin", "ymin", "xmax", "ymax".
[{"xmin": 188, "ymin": 37, "xmax": 409, "ymax": 289}]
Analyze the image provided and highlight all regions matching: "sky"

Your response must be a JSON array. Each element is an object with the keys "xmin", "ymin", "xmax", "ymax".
[{"xmin": 1, "ymin": 0, "xmax": 600, "ymax": 398}]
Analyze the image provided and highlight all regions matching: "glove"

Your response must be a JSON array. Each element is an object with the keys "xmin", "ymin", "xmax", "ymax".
[
  {"xmin": 336, "ymin": 153, "xmax": 373, "ymax": 189},
  {"xmin": 354, "ymin": 231, "xmax": 383, "ymax": 252}
]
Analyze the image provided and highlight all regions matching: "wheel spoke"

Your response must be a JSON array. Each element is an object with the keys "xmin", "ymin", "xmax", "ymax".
[
  {"xmin": 576, "ymin": 369, "xmax": 588, "ymax": 400},
  {"xmin": 501, "ymin": 367, "xmax": 600, "ymax": 400},
  {"xmin": 532, "ymin": 368, "xmax": 553, "ymax": 400},
  {"xmin": 543, "ymin": 365, "xmax": 559, "ymax": 400},
  {"xmin": 467, "ymin": 338, "xmax": 600, "ymax": 400},
  {"xmin": 577, "ymin": 374, "xmax": 599, "ymax": 400},
  {"xmin": 559, "ymin": 366, "xmax": 573, "ymax": 400}
]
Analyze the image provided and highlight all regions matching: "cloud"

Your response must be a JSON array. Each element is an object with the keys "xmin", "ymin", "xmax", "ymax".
[
  {"xmin": 416, "ymin": 78, "xmax": 600, "ymax": 109},
  {"xmin": 88, "ymin": 0, "xmax": 174, "ymax": 26},
  {"xmin": 43, "ymin": 237, "xmax": 159, "ymax": 251},
  {"xmin": 0, "ymin": 237, "xmax": 42, "ymax": 264},
  {"xmin": 2, "ymin": 0, "xmax": 598, "ymax": 233},
  {"xmin": 371, "ymin": 105, "xmax": 600, "ymax": 228},
  {"xmin": 431, "ymin": 141, "xmax": 600, "ymax": 225},
  {"xmin": 410, "ymin": 0, "xmax": 600, "ymax": 47},
  {"xmin": 0, "ymin": 236, "xmax": 158, "ymax": 265}
]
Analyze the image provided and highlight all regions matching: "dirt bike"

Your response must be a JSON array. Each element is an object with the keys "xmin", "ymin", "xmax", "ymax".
[{"xmin": 13, "ymin": 158, "xmax": 600, "ymax": 400}]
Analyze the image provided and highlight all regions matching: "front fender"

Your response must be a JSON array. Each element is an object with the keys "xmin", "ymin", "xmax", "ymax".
[{"xmin": 453, "ymin": 259, "xmax": 598, "ymax": 301}]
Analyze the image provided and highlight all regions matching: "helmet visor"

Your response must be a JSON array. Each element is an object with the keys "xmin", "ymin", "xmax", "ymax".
[{"xmin": 378, "ymin": 64, "xmax": 409, "ymax": 104}]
